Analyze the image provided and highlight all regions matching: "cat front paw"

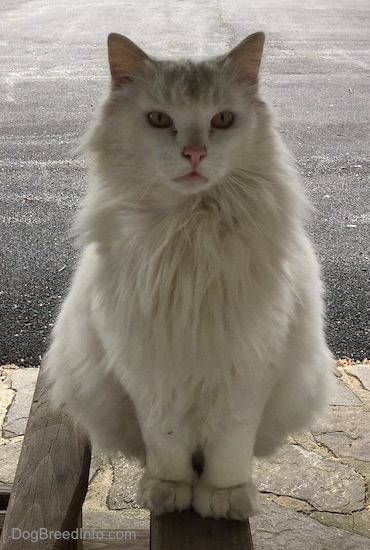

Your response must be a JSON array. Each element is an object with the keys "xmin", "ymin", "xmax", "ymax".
[
  {"xmin": 137, "ymin": 473, "xmax": 193, "ymax": 515},
  {"xmin": 192, "ymin": 481, "xmax": 260, "ymax": 520}
]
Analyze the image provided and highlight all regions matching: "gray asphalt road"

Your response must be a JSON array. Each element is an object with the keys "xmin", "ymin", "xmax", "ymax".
[{"xmin": 1, "ymin": 0, "xmax": 369, "ymax": 366}]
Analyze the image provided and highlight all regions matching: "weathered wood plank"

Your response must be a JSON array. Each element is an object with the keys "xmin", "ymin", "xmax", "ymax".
[
  {"xmin": 0, "ymin": 366, "xmax": 91, "ymax": 550},
  {"xmin": 151, "ymin": 509, "xmax": 254, "ymax": 550},
  {"xmin": 82, "ymin": 529, "xmax": 149, "ymax": 549},
  {"xmin": 77, "ymin": 514, "xmax": 83, "ymax": 550},
  {"xmin": 0, "ymin": 511, "xmax": 7, "ymax": 532}
]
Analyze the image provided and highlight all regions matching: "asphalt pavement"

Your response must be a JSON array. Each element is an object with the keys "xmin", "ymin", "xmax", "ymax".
[{"xmin": 0, "ymin": 0, "xmax": 369, "ymax": 365}]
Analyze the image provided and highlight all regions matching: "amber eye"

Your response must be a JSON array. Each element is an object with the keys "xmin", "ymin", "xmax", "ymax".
[
  {"xmin": 211, "ymin": 112, "xmax": 234, "ymax": 129},
  {"xmin": 147, "ymin": 111, "xmax": 172, "ymax": 129}
]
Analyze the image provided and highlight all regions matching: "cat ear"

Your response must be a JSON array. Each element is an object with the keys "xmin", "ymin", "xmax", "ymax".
[
  {"xmin": 107, "ymin": 33, "xmax": 148, "ymax": 85},
  {"xmin": 228, "ymin": 32, "xmax": 265, "ymax": 83}
]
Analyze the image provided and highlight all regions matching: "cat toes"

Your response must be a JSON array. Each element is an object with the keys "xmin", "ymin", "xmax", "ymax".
[
  {"xmin": 137, "ymin": 473, "xmax": 193, "ymax": 515},
  {"xmin": 192, "ymin": 481, "xmax": 260, "ymax": 520}
]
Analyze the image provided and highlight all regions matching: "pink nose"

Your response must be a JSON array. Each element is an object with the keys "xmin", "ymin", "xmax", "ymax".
[{"xmin": 182, "ymin": 146, "xmax": 207, "ymax": 169}]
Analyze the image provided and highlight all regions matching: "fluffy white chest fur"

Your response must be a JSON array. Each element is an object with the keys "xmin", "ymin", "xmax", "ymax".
[{"xmin": 45, "ymin": 31, "xmax": 334, "ymax": 520}]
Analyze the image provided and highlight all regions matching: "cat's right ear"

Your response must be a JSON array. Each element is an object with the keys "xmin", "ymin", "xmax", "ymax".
[
  {"xmin": 107, "ymin": 33, "xmax": 148, "ymax": 86},
  {"xmin": 228, "ymin": 32, "xmax": 265, "ymax": 84}
]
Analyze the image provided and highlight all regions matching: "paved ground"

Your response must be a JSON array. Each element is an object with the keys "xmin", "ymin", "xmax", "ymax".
[
  {"xmin": 1, "ymin": 361, "xmax": 370, "ymax": 548},
  {"xmin": 0, "ymin": 0, "xmax": 369, "ymax": 366}
]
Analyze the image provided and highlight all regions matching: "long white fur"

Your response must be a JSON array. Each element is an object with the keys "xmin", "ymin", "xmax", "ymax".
[{"xmin": 44, "ymin": 34, "xmax": 334, "ymax": 520}]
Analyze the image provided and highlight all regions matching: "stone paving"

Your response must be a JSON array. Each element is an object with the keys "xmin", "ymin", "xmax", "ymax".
[{"xmin": 1, "ymin": 360, "xmax": 370, "ymax": 549}]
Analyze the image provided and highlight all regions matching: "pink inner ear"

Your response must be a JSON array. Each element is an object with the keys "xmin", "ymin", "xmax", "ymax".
[
  {"xmin": 232, "ymin": 51, "xmax": 263, "ymax": 83},
  {"xmin": 242, "ymin": 74, "xmax": 257, "ymax": 83},
  {"xmin": 110, "ymin": 64, "xmax": 132, "ymax": 84},
  {"xmin": 228, "ymin": 33, "xmax": 264, "ymax": 84}
]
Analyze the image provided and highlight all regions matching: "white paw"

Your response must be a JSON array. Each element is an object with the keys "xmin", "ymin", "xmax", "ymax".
[
  {"xmin": 192, "ymin": 481, "xmax": 260, "ymax": 520},
  {"xmin": 137, "ymin": 473, "xmax": 192, "ymax": 515}
]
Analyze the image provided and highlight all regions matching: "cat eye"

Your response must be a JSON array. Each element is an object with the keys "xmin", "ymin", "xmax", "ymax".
[
  {"xmin": 147, "ymin": 111, "xmax": 173, "ymax": 129},
  {"xmin": 211, "ymin": 112, "xmax": 234, "ymax": 129}
]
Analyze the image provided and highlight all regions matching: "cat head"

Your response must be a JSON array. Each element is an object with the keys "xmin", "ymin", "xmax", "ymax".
[{"xmin": 91, "ymin": 32, "xmax": 266, "ymax": 197}]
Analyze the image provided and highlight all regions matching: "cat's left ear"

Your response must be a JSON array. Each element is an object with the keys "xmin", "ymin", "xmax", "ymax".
[
  {"xmin": 228, "ymin": 32, "xmax": 265, "ymax": 83},
  {"xmin": 107, "ymin": 33, "xmax": 148, "ymax": 86}
]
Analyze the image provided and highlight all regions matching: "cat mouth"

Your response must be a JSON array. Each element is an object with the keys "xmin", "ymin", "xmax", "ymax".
[{"xmin": 173, "ymin": 171, "xmax": 209, "ymax": 184}]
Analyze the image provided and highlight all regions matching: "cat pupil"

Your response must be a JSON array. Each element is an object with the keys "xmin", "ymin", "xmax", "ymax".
[
  {"xmin": 147, "ymin": 111, "xmax": 233, "ymax": 130},
  {"xmin": 148, "ymin": 111, "xmax": 172, "ymax": 129},
  {"xmin": 211, "ymin": 112, "xmax": 233, "ymax": 129}
]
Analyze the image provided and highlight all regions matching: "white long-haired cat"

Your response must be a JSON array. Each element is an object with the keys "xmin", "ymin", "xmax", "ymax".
[{"xmin": 45, "ymin": 32, "xmax": 334, "ymax": 520}]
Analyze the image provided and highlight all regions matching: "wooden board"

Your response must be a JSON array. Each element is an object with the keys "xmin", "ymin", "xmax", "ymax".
[
  {"xmin": 81, "ymin": 510, "xmax": 254, "ymax": 550},
  {"xmin": 82, "ymin": 529, "xmax": 149, "ymax": 549},
  {"xmin": 0, "ymin": 367, "xmax": 91, "ymax": 549},
  {"xmin": 0, "ymin": 511, "xmax": 5, "ymax": 533},
  {"xmin": 151, "ymin": 509, "xmax": 254, "ymax": 550}
]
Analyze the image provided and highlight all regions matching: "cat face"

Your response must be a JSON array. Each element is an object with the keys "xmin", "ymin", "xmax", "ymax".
[{"xmin": 99, "ymin": 33, "xmax": 265, "ymax": 196}]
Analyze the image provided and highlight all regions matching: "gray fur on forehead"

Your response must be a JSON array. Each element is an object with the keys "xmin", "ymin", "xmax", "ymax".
[
  {"xmin": 142, "ymin": 57, "xmax": 232, "ymax": 105},
  {"xmin": 161, "ymin": 60, "xmax": 217, "ymax": 99}
]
